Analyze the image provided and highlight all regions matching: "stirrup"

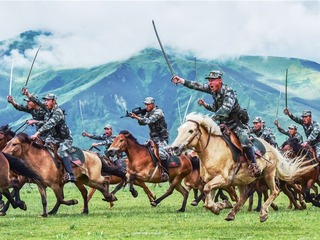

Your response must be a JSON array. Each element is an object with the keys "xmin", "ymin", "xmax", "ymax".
[
  {"xmin": 63, "ymin": 173, "xmax": 76, "ymax": 183},
  {"xmin": 161, "ymin": 172, "xmax": 169, "ymax": 182}
]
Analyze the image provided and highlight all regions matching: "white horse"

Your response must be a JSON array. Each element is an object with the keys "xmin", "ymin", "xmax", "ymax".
[{"xmin": 171, "ymin": 112, "xmax": 317, "ymax": 222}]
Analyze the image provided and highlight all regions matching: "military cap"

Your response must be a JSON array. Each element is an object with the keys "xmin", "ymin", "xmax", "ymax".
[
  {"xmin": 42, "ymin": 93, "xmax": 57, "ymax": 101},
  {"xmin": 205, "ymin": 70, "xmax": 223, "ymax": 79},
  {"xmin": 104, "ymin": 124, "xmax": 112, "ymax": 129},
  {"xmin": 301, "ymin": 110, "xmax": 312, "ymax": 117},
  {"xmin": 288, "ymin": 124, "xmax": 297, "ymax": 130},
  {"xmin": 252, "ymin": 116, "xmax": 262, "ymax": 123},
  {"xmin": 143, "ymin": 97, "xmax": 155, "ymax": 105}
]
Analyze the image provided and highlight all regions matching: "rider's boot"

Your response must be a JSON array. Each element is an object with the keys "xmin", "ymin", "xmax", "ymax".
[
  {"xmin": 244, "ymin": 146, "xmax": 261, "ymax": 178},
  {"xmin": 61, "ymin": 156, "xmax": 76, "ymax": 183},
  {"xmin": 161, "ymin": 159, "xmax": 169, "ymax": 182}
]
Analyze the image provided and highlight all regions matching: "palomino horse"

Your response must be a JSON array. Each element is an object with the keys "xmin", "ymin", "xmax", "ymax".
[
  {"xmin": 171, "ymin": 112, "xmax": 318, "ymax": 222},
  {"xmin": 281, "ymin": 138, "xmax": 320, "ymax": 207},
  {"xmin": 3, "ymin": 132, "xmax": 116, "ymax": 216},
  {"xmin": 108, "ymin": 130, "xmax": 193, "ymax": 212}
]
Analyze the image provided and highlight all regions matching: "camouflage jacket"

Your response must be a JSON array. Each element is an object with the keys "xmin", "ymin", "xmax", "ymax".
[
  {"xmin": 12, "ymin": 103, "xmax": 46, "ymax": 130},
  {"xmin": 137, "ymin": 106, "xmax": 169, "ymax": 143},
  {"xmin": 89, "ymin": 133, "xmax": 116, "ymax": 150},
  {"xmin": 289, "ymin": 114, "xmax": 320, "ymax": 146},
  {"xmin": 37, "ymin": 104, "xmax": 71, "ymax": 141},
  {"xmin": 251, "ymin": 127, "xmax": 278, "ymax": 147},
  {"xmin": 184, "ymin": 80, "xmax": 242, "ymax": 127},
  {"xmin": 276, "ymin": 126, "xmax": 303, "ymax": 143}
]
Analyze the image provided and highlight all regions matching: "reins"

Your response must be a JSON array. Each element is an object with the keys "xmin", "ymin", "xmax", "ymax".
[{"xmin": 186, "ymin": 120, "xmax": 211, "ymax": 153}]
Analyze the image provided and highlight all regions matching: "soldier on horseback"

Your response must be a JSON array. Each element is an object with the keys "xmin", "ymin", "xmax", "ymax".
[
  {"xmin": 274, "ymin": 120, "xmax": 303, "ymax": 144},
  {"xmin": 284, "ymin": 109, "xmax": 320, "ymax": 159},
  {"xmin": 172, "ymin": 70, "xmax": 262, "ymax": 178},
  {"xmin": 82, "ymin": 124, "xmax": 125, "ymax": 170},
  {"xmin": 28, "ymin": 93, "xmax": 76, "ymax": 183},
  {"xmin": 129, "ymin": 97, "xmax": 170, "ymax": 181},
  {"xmin": 251, "ymin": 117, "xmax": 278, "ymax": 148}
]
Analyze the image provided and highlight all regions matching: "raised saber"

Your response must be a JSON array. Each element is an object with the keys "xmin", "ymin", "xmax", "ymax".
[
  {"xmin": 285, "ymin": 68, "xmax": 288, "ymax": 109},
  {"xmin": 246, "ymin": 84, "xmax": 254, "ymax": 111},
  {"xmin": 275, "ymin": 91, "xmax": 282, "ymax": 119},
  {"xmin": 9, "ymin": 58, "xmax": 14, "ymax": 96},
  {"xmin": 152, "ymin": 20, "xmax": 175, "ymax": 77},
  {"xmin": 79, "ymin": 100, "xmax": 85, "ymax": 132},
  {"xmin": 25, "ymin": 45, "xmax": 41, "ymax": 87}
]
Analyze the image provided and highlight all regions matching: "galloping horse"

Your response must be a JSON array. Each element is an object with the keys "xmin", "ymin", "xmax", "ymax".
[
  {"xmin": 281, "ymin": 138, "xmax": 320, "ymax": 207},
  {"xmin": 108, "ymin": 130, "xmax": 193, "ymax": 212},
  {"xmin": 171, "ymin": 112, "xmax": 318, "ymax": 222},
  {"xmin": 3, "ymin": 132, "xmax": 116, "ymax": 216}
]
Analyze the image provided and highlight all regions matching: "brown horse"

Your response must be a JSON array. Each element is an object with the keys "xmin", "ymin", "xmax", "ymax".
[
  {"xmin": 281, "ymin": 138, "xmax": 320, "ymax": 207},
  {"xmin": 107, "ymin": 130, "xmax": 193, "ymax": 212},
  {"xmin": 171, "ymin": 112, "xmax": 318, "ymax": 222},
  {"xmin": 2, "ymin": 132, "xmax": 116, "ymax": 216}
]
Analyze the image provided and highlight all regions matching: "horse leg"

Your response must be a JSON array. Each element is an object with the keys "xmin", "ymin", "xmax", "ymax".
[
  {"xmin": 133, "ymin": 180, "xmax": 156, "ymax": 202},
  {"xmin": 129, "ymin": 175, "xmax": 138, "ymax": 198},
  {"xmin": 191, "ymin": 192, "xmax": 205, "ymax": 206},
  {"xmin": 74, "ymin": 182, "xmax": 89, "ymax": 214},
  {"xmin": 248, "ymin": 194, "xmax": 254, "ymax": 212},
  {"xmin": 87, "ymin": 188, "xmax": 96, "ymax": 202},
  {"xmin": 48, "ymin": 185, "xmax": 78, "ymax": 215},
  {"xmin": 254, "ymin": 191, "xmax": 262, "ymax": 212},
  {"xmin": 260, "ymin": 174, "xmax": 280, "ymax": 223},
  {"xmin": 37, "ymin": 185, "xmax": 48, "ymax": 217},
  {"xmin": 225, "ymin": 186, "xmax": 248, "ymax": 221}
]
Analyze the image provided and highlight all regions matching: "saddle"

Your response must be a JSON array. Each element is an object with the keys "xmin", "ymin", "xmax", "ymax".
[{"xmin": 219, "ymin": 124, "xmax": 266, "ymax": 173}]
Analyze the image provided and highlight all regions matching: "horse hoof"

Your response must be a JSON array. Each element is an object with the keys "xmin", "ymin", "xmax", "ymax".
[
  {"xmin": 223, "ymin": 200, "xmax": 233, "ymax": 209},
  {"xmin": 102, "ymin": 194, "xmax": 117, "ymax": 202},
  {"xmin": 81, "ymin": 211, "xmax": 89, "ymax": 215},
  {"xmin": 131, "ymin": 190, "xmax": 138, "ymax": 198},
  {"xmin": 191, "ymin": 201, "xmax": 198, "ymax": 206},
  {"xmin": 225, "ymin": 213, "xmax": 235, "ymax": 221},
  {"xmin": 41, "ymin": 213, "xmax": 48, "ymax": 218},
  {"xmin": 177, "ymin": 208, "xmax": 185, "ymax": 212},
  {"xmin": 151, "ymin": 201, "xmax": 157, "ymax": 207},
  {"xmin": 0, "ymin": 211, "xmax": 6, "ymax": 217},
  {"xmin": 19, "ymin": 202, "xmax": 27, "ymax": 211}
]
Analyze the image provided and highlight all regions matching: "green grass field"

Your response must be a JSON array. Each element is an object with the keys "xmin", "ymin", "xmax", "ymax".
[{"xmin": 0, "ymin": 183, "xmax": 319, "ymax": 240}]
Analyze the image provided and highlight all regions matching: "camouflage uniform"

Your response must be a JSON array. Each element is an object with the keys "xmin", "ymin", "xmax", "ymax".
[
  {"xmin": 183, "ymin": 80, "xmax": 252, "ymax": 147},
  {"xmin": 251, "ymin": 126, "xmax": 278, "ymax": 148},
  {"xmin": 11, "ymin": 99, "xmax": 46, "ymax": 131},
  {"xmin": 137, "ymin": 105, "xmax": 169, "ymax": 162},
  {"xmin": 37, "ymin": 104, "xmax": 73, "ymax": 158},
  {"xmin": 276, "ymin": 125, "xmax": 303, "ymax": 144},
  {"xmin": 288, "ymin": 112, "xmax": 320, "ymax": 159}
]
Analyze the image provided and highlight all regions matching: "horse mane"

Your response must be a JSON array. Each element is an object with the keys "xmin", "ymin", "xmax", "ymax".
[
  {"xmin": 185, "ymin": 112, "xmax": 222, "ymax": 136},
  {"xmin": 15, "ymin": 132, "xmax": 44, "ymax": 149},
  {"xmin": 119, "ymin": 130, "xmax": 140, "ymax": 144},
  {"xmin": 282, "ymin": 138, "xmax": 312, "ymax": 159}
]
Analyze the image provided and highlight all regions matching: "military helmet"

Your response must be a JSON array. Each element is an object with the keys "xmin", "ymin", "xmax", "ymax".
[
  {"xmin": 143, "ymin": 97, "xmax": 155, "ymax": 105},
  {"xmin": 301, "ymin": 110, "xmax": 311, "ymax": 117},
  {"xmin": 205, "ymin": 70, "xmax": 223, "ymax": 79},
  {"xmin": 288, "ymin": 124, "xmax": 297, "ymax": 130},
  {"xmin": 252, "ymin": 116, "xmax": 262, "ymax": 123},
  {"xmin": 42, "ymin": 93, "xmax": 57, "ymax": 101},
  {"xmin": 104, "ymin": 124, "xmax": 112, "ymax": 129}
]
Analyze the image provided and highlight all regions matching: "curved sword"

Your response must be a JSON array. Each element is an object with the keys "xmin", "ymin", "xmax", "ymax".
[{"xmin": 25, "ymin": 45, "xmax": 42, "ymax": 87}]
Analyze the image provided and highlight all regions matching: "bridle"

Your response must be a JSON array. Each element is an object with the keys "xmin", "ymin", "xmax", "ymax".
[{"xmin": 182, "ymin": 120, "xmax": 211, "ymax": 153}]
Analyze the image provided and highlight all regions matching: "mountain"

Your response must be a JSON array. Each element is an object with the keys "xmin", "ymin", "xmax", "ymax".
[{"xmin": 1, "ymin": 30, "xmax": 320, "ymax": 149}]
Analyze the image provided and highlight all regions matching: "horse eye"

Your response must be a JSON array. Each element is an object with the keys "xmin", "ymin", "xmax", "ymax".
[{"xmin": 188, "ymin": 130, "xmax": 194, "ymax": 134}]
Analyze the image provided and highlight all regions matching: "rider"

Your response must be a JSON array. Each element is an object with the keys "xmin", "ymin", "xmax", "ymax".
[
  {"xmin": 7, "ymin": 90, "xmax": 46, "ymax": 133},
  {"xmin": 129, "ymin": 97, "xmax": 170, "ymax": 181},
  {"xmin": 284, "ymin": 109, "xmax": 320, "ymax": 159},
  {"xmin": 172, "ymin": 70, "xmax": 261, "ymax": 178},
  {"xmin": 29, "ymin": 93, "xmax": 76, "ymax": 183},
  {"xmin": 250, "ymin": 117, "xmax": 278, "ymax": 148},
  {"xmin": 82, "ymin": 124, "xmax": 124, "ymax": 170},
  {"xmin": 274, "ymin": 119, "xmax": 303, "ymax": 144}
]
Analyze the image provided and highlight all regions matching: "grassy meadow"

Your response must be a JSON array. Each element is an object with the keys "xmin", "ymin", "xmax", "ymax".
[{"xmin": 0, "ymin": 183, "xmax": 319, "ymax": 240}]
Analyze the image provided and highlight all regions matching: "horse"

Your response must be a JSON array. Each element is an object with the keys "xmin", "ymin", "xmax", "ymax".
[
  {"xmin": 2, "ymin": 132, "xmax": 117, "ymax": 216},
  {"xmin": 107, "ymin": 130, "xmax": 193, "ymax": 212},
  {"xmin": 281, "ymin": 138, "xmax": 320, "ymax": 207},
  {"xmin": 171, "ymin": 112, "xmax": 318, "ymax": 222}
]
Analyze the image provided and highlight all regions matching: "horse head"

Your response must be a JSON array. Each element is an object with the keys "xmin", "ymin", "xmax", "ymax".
[
  {"xmin": 171, "ymin": 112, "xmax": 221, "ymax": 156},
  {"xmin": 108, "ymin": 130, "xmax": 136, "ymax": 156},
  {"xmin": 0, "ymin": 124, "xmax": 15, "ymax": 150},
  {"xmin": 2, "ymin": 132, "xmax": 32, "ymax": 157}
]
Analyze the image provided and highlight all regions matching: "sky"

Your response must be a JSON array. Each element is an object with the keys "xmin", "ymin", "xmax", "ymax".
[{"xmin": 1, "ymin": 0, "xmax": 320, "ymax": 69}]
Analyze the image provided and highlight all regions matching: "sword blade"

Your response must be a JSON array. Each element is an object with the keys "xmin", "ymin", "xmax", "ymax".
[
  {"xmin": 9, "ymin": 58, "xmax": 14, "ymax": 96},
  {"xmin": 285, "ymin": 68, "xmax": 288, "ymax": 108},
  {"xmin": 79, "ymin": 100, "xmax": 85, "ymax": 131},
  {"xmin": 276, "ymin": 91, "xmax": 282, "ymax": 119},
  {"xmin": 25, "ymin": 45, "xmax": 41, "ymax": 87},
  {"xmin": 152, "ymin": 20, "xmax": 175, "ymax": 76}
]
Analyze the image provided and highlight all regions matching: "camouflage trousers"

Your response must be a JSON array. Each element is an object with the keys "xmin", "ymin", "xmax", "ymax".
[
  {"xmin": 233, "ymin": 125, "xmax": 252, "ymax": 148},
  {"xmin": 313, "ymin": 142, "xmax": 320, "ymax": 159},
  {"xmin": 151, "ymin": 138, "xmax": 169, "ymax": 161},
  {"xmin": 46, "ymin": 136, "xmax": 73, "ymax": 158}
]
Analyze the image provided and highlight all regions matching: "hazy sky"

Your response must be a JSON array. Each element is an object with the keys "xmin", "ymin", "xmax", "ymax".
[{"xmin": 1, "ymin": 1, "xmax": 320, "ymax": 68}]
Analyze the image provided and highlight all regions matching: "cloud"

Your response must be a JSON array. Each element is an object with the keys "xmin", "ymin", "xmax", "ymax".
[{"xmin": 1, "ymin": 1, "xmax": 320, "ymax": 68}]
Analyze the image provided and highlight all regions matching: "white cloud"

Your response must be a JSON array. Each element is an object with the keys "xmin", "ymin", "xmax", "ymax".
[{"xmin": 1, "ymin": 1, "xmax": 320, "ymax": 68}]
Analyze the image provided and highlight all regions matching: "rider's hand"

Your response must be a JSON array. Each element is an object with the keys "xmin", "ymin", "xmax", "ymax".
[
  {"xmin": 31, "ymin": 132, "xmax": 40, "ymax": 140},
  {"xmin": 171, "ymin": 76, "xmax": 185, "ymax": 85},
  {"xmin": 274, "ymin": 119, "xmax": 279, "ymax": 127},
  {"xmin": 7, "ymin": 95, "xmax": 13, "ymax": 103},
  {"xmin": 26, "ymin": 119, "xmax": 38, "ymax": 125},
  {"xmin": 283, "ymin": 108, "xmax": 290, "ymax": 116},
  {"xmin": 197, "ymin": 98, "xmax": 206, "ymax": 107}
]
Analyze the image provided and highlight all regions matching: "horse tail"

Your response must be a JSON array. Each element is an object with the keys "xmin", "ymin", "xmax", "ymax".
[
  {"xmin": 3, "ymin": 152, "xmax": 45, "ymax": 187},
  {"xmin": 274, "ymin": 149, "xmax": 318, "ymax": 181}
]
